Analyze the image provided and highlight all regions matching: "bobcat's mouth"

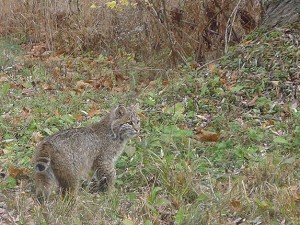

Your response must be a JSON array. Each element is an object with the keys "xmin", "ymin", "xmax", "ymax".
[{"xmin": 133, "ymin": 127, "xmax": 141, "ymax": 136}]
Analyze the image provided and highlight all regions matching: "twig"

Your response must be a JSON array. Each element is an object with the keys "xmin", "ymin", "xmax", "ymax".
[
  {"xmin": 225, "ymin": 0, "xmax": 242, "ymax": 53},
  {"xmin": 208, "ymin": 172, "xmax": 218, "ymax": 199},
  {"xmin": 147, "ymin": 1, "xmax": 187, "ymax": 64}
]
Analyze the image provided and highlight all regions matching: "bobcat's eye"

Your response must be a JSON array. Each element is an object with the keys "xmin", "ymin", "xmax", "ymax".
[{"xmin": 128, "ymin": 121, "xmax": 133, "ymax": 126}]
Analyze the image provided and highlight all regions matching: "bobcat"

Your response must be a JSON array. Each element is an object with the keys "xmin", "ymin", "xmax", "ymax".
[{"xmin": 34, "ymin": 104, "xmax": 140, "ymax": 203}]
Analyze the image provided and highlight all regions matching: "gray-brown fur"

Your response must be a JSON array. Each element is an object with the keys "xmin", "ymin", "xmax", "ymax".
[{"xmin": 34, "ymin": 105, "xmax": 140, "ymax": 203}]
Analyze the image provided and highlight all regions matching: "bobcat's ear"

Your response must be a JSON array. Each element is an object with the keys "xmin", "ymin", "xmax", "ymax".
[{"xmin": 114, "ymin": 105, "xmax": 127, "ymax": 118}]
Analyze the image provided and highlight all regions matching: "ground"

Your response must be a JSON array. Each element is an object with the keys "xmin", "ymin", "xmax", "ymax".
[{"xmin": 0, "ymin": 23, "xmax": 299, "ymax": 224}]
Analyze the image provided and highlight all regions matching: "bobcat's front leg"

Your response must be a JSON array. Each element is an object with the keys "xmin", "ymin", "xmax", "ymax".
[{"xmin": 89, "ymin": 160, "xmax": 116, "ymax": 193}]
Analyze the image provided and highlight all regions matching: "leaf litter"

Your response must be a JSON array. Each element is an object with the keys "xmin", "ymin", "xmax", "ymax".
[{"xmin": 0, "ymin": 23, "xmax": 299, "ymax": 224}]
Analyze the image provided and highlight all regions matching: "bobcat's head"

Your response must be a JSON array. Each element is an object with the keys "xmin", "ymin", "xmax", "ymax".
[{"xmin": 111, "ymin": 104, "xmax": 140, "ymax": 141}]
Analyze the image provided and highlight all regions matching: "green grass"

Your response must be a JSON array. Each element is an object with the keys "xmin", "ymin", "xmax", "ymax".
[{"xmin": 0, "ymin": 24, "xmax": 299, "ymax": 224}]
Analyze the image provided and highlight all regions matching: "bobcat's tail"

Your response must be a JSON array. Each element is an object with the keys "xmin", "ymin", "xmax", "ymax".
[
  {"xmin": 35, "ymin": 143, "xmax": 52, "ymax": 173},
  {"xmin": 35, "ymin": 157, "xmax": 51, "ymax": 172}
]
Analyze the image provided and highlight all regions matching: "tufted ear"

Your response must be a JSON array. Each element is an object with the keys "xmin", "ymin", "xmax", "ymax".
[{"xmin": 114, "ymin": 104, "xmax": 127, "ymax": 118}]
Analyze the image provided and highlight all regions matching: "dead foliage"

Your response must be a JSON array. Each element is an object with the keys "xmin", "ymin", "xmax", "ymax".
[{"xmin": 0, "ymin": 0, "xmax": 263, "ymax": 66}]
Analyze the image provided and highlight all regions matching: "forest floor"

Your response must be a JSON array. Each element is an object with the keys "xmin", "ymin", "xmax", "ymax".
[{"xmin": 0, "ymin": 23, "xmax": 299, "ymax": 225}]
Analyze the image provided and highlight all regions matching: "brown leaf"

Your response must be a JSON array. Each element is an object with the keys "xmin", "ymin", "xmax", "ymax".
[
  {"xmin": 190, "ymin": 62, "xmax": 199, "ymax": 69},
  {"xmin": 112, "ymin": 86, "xmax": 129, "ymax": 93},
  {"xmin": 55, "ymin": 50, "xmax": 66, "ymax": 56},
  {"xmin": 76, "ymin": 113, "xmax": 84, "ymax": 122},
  {"xmin": 9, "ymin": 167, "xmax": 29, "ymax": 178},
  {"xmin": 21, "ymin": 107, "xmax": 32, "ymax": 118},
  {"xmin": 15, "ymin": 63, "xmax": 23, "ymax": 71},
  {"xmin": 31, "ymin": 132, "xmax": 44, "ymax": 144},
  {"xmin": 102, "ymin": 76, "xmax": 113, "ymax": 90},
  {"xmin": 21, "ymin": 88, "xmax": 35, "ymax": 95},
  {"xmin": 31, "ymin": 44, "xmax": 46, "ymax": 57},
  {"xmin": 247, "ymin": 95, "xmax": 259, "ymax": 107},
  {"xmin": 88, "ymin": 105, "xmax": 101, "ymax": 117},
  {"xmin": 86, "ymin": 79, "xmax": 101, "ymax": 90},
  {"xmin": 138, "ymin": 112, "xmax": 146, "ymax": 120},
  {"xmin": 230, "ymin": 199, "xmax": 241, "ymax": 211},
  {"xmin": 76, "ymin": 80, "xmax": 91, "ymax": 90},
  {"xmin": 41, "ymin": 83, "xmax": 54, "ymax": 90},
  {"xmin": 53, "ymin": 110, "xmax": 61, "ymax": 116},
  {"xmin": 262, "ymin": 120, "xmax": 274, "ymax": 129},
  {"xmin": 2, "ymin": 148, "xmax": 9, "ymax": 155},
  {"xmin": 162, "ymin": 79, "xmax": 170, "ymax": 86},
  {"xmin": 148, "ymin": 80, "xmax": 157, "ymax": 87},
  {"xmin": 288, "ymin": 186, "xmax": 300, "ymax": 201},
  {"xmin": 115, "ymin": 72, "xmax": 129, "ymax": 86},
  {"xmin": 195, "ymin": 129, "xmax": 221, "ymax": 142},
  {"xmin": 0, "ymin": 76, "xmax": 9, "ymax": 82},
  {"xmin": 107, "ymin": 56, "xmax": 114, "ymax": 64},
  {"xmin": 271, "ymin": 81, "xmax": 279, "ymax": 86},
  {"xmin": 207, "ymin": 63, "xmax": 217, "ymax": 73}
]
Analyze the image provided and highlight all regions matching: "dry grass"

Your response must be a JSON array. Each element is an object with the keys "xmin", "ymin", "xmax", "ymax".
[
  {"xmin": 187, "ymin": 156, "xmax": 300, "ymax": 224},
  {"xmin": 0, "ymin": 0, "xmax": 263, "ymax": 67},
  {"xmin": 1, "ymin": 154, "xmax": 298, "ymax": 224}
]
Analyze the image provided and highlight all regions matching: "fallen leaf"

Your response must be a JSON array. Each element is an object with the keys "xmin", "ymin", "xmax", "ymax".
[
  {"xmin": 190, "ymin": 62, "xmax": 199, "ymax": 69},
  {"xmin": 102, "ymin": 76, "xmax": 113, "ymax": 90},
  {"xmin": 138, "ymin": 112, "xmax": 146, "ymax": 120},
  {"xmin": 88, "ymin": 105, "xmax": 101, "ymax": 117},
  {"xmin": 148, "ymin": 80, "xmax": 157, "ymax": 87},
  {"xmin": 53, "ymin": 110, "xmax": 61, "ymax": 116},
  {"xmin": 111, "ymin": 87, "xmax": 121, "ymax": 93},
  {"xmin": 31, "ymin": 44, "xmax": 46, "ymax": 57},
  {"xmin": 262, "ymin": 119, "xmax": 274, "ymax": 128},
  {"xmin": 207, "ymin": 63, "xmax": 217, "ymax": 73},
  {"xmin": 271, "ymin": 80, "xmax": 279, "ymax": 86},
  {"xmin": 15, "ymin": 63, "xmax": 23, "ymax": 71},
  {"xmin": 76, "ymin": 80, "xmax": 91, "ymax": 90},
  {"xmin": 288, "ymin": 186, "xmax": 300, "ymax": 201},
  {"xmin": 247, "ymin": 95, "xmax": 259, "ymax": 107},
  {"xmin": 162, "ymin": 79, "xmax": 169, "ymax": 86},
  {"xmin": 21, "ymin": 107, "xmax": 32, "ymax": 119},
  {"xmin": 76, "ymin": 113, "xmax": 84, "ymax": 122},
  {"xmin": 230, "ymin": 199, "xmax": 241, "ymax": 211},
  {"xmin": 241, "ymin": 39, "xmax": 254, "ymax": 45},
  {"xmin": 31, "ymin": 132, "xmax": 44, "ymax": 143},
  {"xmin": 115, "ymin": 72, "xmax": 129, "ymax": 86},
  {"xmin": 55, "ymin": 50, "xmax": 66, "ymax": 56},
  {"xmin": 195, "ymin": 129, "xmax": 221, "ymax": 142},
  {"xmin": 9, "ymin": 167, "xmax": 29, "ymax": 178},
  {"xmin": 41, "ymin": 83, "xmax": 54, "ymax": 90},
  {"xmin": 107, "ymin": 56, "xmax": 114, "ymax": 63},
  {"xmin": 0, "ymin": 76, "xmax": 9, "ymax": 82}
]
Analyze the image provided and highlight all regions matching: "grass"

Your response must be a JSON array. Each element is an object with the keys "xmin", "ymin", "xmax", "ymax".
[{"xmin": 0, "ymin": 24, "xmax": 299, "ymax": 224}]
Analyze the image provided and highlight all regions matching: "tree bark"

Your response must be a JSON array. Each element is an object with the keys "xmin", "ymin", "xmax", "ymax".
[{"xmin": 263, "ymin": 0, "xmax": 300, "ymax": 27}]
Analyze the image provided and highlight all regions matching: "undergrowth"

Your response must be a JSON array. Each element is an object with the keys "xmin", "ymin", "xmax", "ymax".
[{"xmin": 0, "ymin": 24, "xmax": 299, "ymax": 224}]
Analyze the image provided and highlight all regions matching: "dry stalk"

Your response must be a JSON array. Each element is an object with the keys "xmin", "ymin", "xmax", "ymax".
[{"xmin": 224, "ymin": 0, "xmax": 243, "ymax": 54}]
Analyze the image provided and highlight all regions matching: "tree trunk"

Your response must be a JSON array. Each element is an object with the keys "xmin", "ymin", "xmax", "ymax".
[{"xmin": 263, "ymin": 0, "xmax": 300, "ymax": 27}]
